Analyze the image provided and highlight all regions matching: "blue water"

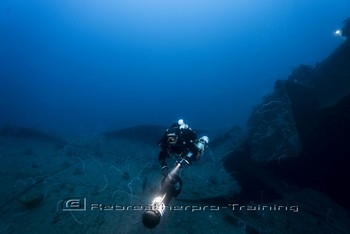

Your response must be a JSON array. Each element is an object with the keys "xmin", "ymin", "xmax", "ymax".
[{"xmin": 0, "ymin": 0, "xmax": 349, "ymax": 133}]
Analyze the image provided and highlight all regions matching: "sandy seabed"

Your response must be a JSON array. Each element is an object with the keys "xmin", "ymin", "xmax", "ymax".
[{"xmin": 0, "ymin": 130, "xmax": 348, "ymax": 234}]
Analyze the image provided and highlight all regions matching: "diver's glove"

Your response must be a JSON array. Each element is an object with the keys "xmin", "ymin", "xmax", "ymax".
[
  {"xmin": 178, "ymin": 158, "xmax": 190, "ymax": 167},
  {"xmin": 179, "ymin": 151, "xmax": 193, "ymax": 166},
  {"xmin": 161, "ymin": 166, "xmax": 169, "ymax": 176}
]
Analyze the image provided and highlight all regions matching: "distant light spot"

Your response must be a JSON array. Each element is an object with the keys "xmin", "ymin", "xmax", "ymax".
[{"xmin": 334, "ymin": 29, "xmax": 342, "ymax": 36}]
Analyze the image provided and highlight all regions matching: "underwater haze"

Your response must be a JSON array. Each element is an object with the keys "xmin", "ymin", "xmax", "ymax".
[{"xmin": 0, "ymin": 0, "xmax": 349, "ymax": 133}]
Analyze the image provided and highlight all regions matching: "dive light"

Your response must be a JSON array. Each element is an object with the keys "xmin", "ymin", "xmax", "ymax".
[{"xmin": 142, "ymin": 163, "xmax": 183, "ymax": 229}]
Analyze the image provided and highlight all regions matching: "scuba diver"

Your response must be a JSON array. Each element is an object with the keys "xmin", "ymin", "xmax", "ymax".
[
  {"xmin": 143, "ymin": 119, "xmax": 209, "ymax": 229},
  {"xmin": 158, "ymin": 119, "xmax": 209, "ymax": 176}
]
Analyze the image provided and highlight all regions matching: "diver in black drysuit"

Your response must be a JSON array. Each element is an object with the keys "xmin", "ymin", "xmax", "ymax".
[{"xmin": 158, "ymin": 119, "xmax": 208, "ymax": 176}]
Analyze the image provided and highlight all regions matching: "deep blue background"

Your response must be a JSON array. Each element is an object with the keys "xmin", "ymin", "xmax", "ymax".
[{"xmin": 0, "ymin": 0, "xmax": 348, "ymax": 133}]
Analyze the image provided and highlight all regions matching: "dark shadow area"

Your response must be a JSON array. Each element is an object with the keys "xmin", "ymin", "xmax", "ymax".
[
  {"xmin": 224, "ymin": 35, "xmax": 350, "ymax": 212},
  {"xmin": 103, "ymin": 125, "xmax": 166, "ymax": 145}
]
